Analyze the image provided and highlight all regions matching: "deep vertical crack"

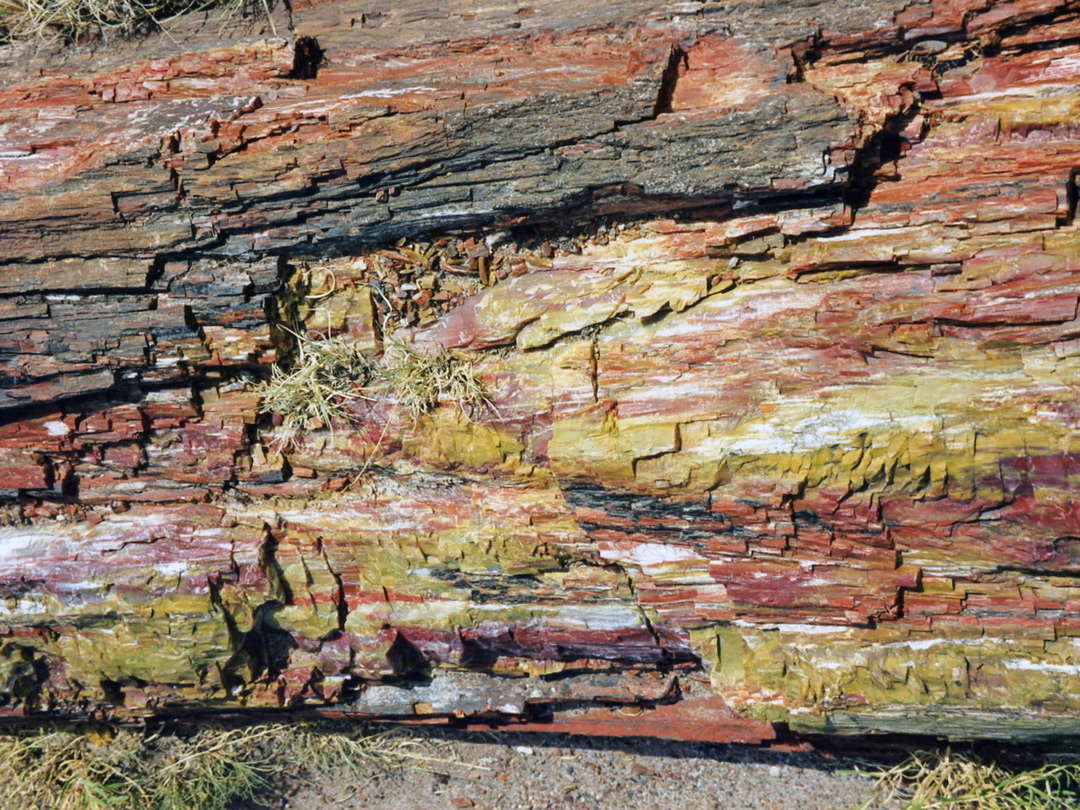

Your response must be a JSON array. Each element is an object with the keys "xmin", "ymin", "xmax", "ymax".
[
  {"xmin": 290, "ymin": 36, "xmax": 323, "ymax": 80},
  {"xmin": 654, "ymin": 45, "xmax": 689, "ymax": 116}
]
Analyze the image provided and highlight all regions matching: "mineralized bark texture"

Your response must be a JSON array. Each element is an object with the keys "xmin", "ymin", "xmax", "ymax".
[{"xmin": 1, "ymin": 0, "xmax": 1080, "ymax": 742}]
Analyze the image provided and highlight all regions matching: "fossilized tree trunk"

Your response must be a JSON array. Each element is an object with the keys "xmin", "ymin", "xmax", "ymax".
[{"xmin": 1, "ymin": 0, "xmax": 1079, "ymax": 743}]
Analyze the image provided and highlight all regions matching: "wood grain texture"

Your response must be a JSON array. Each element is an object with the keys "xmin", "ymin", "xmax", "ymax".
[{"xmin": 1, "ymin": 0, "xmax": 1079, "ymax": 742}]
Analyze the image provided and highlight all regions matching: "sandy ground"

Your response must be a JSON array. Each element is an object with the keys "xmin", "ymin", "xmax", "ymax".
[{"xmin": 272, "ymin": 731, "xmax": 894, "ymax": 810}]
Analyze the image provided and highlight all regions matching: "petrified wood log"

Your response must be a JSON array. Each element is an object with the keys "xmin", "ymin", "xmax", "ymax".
[{"xmin": 1, "ymin": 0, "xmax": 1080, "ymax": 743}]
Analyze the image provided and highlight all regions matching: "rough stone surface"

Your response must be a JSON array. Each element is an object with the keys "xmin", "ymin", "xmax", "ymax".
[{"xmin": 1, "ymin": 0, "xmax": 1080, "ymax": 743}]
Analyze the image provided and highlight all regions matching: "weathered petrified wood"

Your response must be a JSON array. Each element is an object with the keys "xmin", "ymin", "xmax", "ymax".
[{"xmin": 1, "ymin": 0, "xmax": 1080, "ymax": 743}]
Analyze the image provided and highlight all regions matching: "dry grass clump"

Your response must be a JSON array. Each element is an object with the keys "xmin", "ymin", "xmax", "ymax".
[
  {"xmin": 258, "ymin": 329, "xmax": 378, "ymax": 449},
  {"xmin": 382, "ymin": 339, "xmax": 489, "ymax": 422},
  {"xmin": 257, "ymin": 326, "xmax": 488, "ymax": 449},
  {"xmin": 0, "ymin": 0, "xmax": 271, "ymax": 43},
  {"xmin": 852, "ymin": 749, "xmax": 1080, "ymax": 810},
  {"xmin": 0, "ymin": 0, "xmax": 197, "ymax": 41},
  {"xmin": 0, "ymin": 721, "xmax": 445, "ymax": 810},
  {"xmin": 1, "ymin": 0, "xmax": 164, "ymax": 41}
]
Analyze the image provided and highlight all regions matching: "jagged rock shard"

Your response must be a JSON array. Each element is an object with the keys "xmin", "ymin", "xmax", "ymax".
[{"xmin": 1, "ymin": 0, "xmax": 1080, "ymax": 743}]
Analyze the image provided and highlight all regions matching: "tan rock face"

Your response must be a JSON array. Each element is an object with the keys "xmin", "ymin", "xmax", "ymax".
[{"xmin": 1, "ymin": 0, "xmax": 1079, "ymax": 742}]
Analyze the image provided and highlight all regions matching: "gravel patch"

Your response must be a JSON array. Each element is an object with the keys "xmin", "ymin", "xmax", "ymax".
[{"xmin": 276, "ymin": 731, "xmax": 891, "ymax": 810}]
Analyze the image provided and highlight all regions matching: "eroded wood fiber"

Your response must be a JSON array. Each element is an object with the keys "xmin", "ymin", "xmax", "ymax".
[{"xmin": 1, "ymin": 0, "xmax": 1079, "ymax": 743}]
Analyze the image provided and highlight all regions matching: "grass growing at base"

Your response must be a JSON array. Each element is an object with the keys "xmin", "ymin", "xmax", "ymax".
[
  {"xmin": 851, "ymin": 748, "xmax": 1080, "ymax": 810},
  {"xmin": 1, "ymin": 0, "xmax": 169, "ymax": 42},
  {"xmin": 0, "ymin": 0, "xmax": 270, "ymax": 44},
  {"xmin": 0, "ymin": 721, "xmax": 447, "ymax": 810}
]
